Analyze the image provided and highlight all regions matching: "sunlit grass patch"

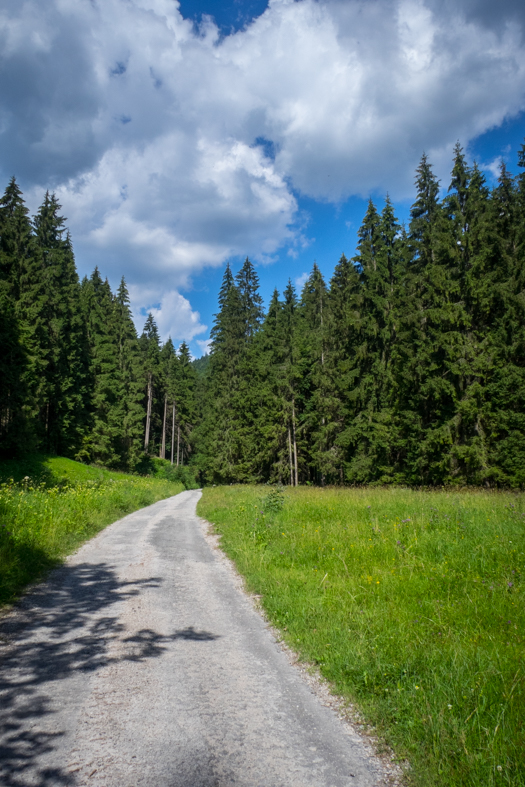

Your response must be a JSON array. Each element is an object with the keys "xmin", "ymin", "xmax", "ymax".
[{"xmin": 198, "ymin": 485, "xmax": 525, "ymax": 787}]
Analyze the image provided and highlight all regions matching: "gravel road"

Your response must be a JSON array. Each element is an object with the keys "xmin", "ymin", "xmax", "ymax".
[{"xmin": 0, "ymin": 490, "xmax": 392, "ymax": 787}]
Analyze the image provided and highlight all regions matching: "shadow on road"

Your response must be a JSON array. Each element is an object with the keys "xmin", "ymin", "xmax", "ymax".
[{"xmin": 0, "ymin": 562, "xmax": 219, "ymax": 787}]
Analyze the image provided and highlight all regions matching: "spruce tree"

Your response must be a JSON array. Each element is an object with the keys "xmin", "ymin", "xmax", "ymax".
[
  {"xmin": 395, "ymin": 154, "xmax": 465, "ymax": 483},
  {"xmin": 441, "ymin": 148, "xmax": 493, "ymax": 482},
  {"xmin": 236, "ymin": 257, "xmax": 264, "ymax": 339},
  {"xmin": 296, "ymin": 264, "xmax": 330, "ymax": 483},
  {"xmin": 326, "ymin": 254, "xmax": 361, "ymax": 483},
  {"xmin": 251, "ymin": 289, "xmax": 290, "ymax": 482},
  {"xmin": 140, "ymin": 313, "xmax": 161, "ymax": 455},
  {"xmin": 25, "ymin": 194, "xmax": 89, "ymax": 455},
  {"xmin": 113, "ymin": 278, "xmax": 145, "ymax": 467},
  {"xmin": 176, "ymin": 341, "xmax": 198, "ymax": 465},
  {"xmin": 79, "ymin": 269, "xmax": 120, "ymax": 466},
  {"xmin": 483, "ymin": 162, "xmax": 525, "ymax": 485},
  {"xmin": 0, "ymin": 179, "xmax": 33, "ymax": 455},
  {"xmin": 159, "ymin": 337, "xmax": 177, "ymax": 461},
  {"xmin": 348, "ymin": 198, "xmax": 403, "ymax": 482},
  {"xmin": 204, "ymin": 265, "xmax": 242, "ymax": 481}
]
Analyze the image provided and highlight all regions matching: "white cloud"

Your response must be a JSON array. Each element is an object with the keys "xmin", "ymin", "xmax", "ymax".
[
  {"xmin": 483, "ymin": 156, "xmax": 505, "ymax": 181},
  {"xmin": 295, "ymin": 272, "xmax": 309, "ymax": 291},
  {"xmin": 1, "ymin": 0, "xmax": 525, "ymax": 315},
  {"xmin": 129, "ymin": 286, "xmax": 207, "ymax": 344},
  {"xmin": 196, "ymin": 339, "xmax": 212, "ymax": 356}
]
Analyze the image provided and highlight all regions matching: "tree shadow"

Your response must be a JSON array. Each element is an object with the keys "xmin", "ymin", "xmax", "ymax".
[
  {"xmin": 0, "ymin": 562, "xmax": 219, "ymax": 786},
  {"xmin": 0, "ymin": 453, "xmax": 56, "ymax": 485}
]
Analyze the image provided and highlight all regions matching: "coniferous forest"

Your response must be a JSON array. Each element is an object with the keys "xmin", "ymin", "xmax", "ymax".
[{"xmin": 1, "ymin": 142, "xmax": 525, "ymax": 487}]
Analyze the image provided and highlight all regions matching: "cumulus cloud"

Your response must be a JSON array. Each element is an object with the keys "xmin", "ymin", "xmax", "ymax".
[
  {"xmin": 295, "ymin": 272, "xmax": 309, "ymax": 291},
  {"xmin": 129, "ymin": 286, "xmax": 207, "ymax": 344},
  {"xmin": 196, "ymin": 339, "xmax": 212, "ymax": 356},
  {"xmin": 1, "ymin": 0, "xmax": 525, "ymax": 331},
  {"xmin": 48, "ymin": 136, "xmax": 295, "ymax": 292}
]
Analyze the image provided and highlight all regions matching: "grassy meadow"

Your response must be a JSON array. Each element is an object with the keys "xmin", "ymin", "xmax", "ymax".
[
  {"xmin": 0, "ymin": 455, "xmax": 184, "ymax": 605},
  {"xmin": 198, "ymin": 485, "xmax": 525, "ymax": 787}
]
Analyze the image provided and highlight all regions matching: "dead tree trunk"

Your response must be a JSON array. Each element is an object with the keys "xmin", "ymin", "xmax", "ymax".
[
  {"xmin": 288, "ymin": 426, "xmax": 293, "ymax": 486},
  {"xmin": 160, "ymin": 395, "xmax": 167, "ymax": 459},
  {"xmin": 171, "ymin": 401, "xmax": 176, "ymax": 465},
  {"xmin": 144, "ymin": 373, "xmax": 152, "ymax": 451},
  {"xmin": 292, "ymin": 396, "xmax": 298, "ymax": 487},
  {"xmin": 177, "ymin": 424, "xmax": 180, "ymax": 467}
]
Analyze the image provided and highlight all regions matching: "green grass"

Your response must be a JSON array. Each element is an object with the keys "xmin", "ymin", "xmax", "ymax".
[
  {"xmin": 198, "ymin": 485, "xmax": 525, "ymax": 787},
  {"xmin": 0, "ymin": 455, "xmax": 184, "ymax": 605}
]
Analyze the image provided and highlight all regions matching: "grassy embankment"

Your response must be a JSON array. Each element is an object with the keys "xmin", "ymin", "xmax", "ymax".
[
  {"xmin": 198, "ymin": 485, "xmax": 525, "ymax": 787},
  {"xmin": 0, "ymin": 455, "xmax": 185, "ymax": 606}
]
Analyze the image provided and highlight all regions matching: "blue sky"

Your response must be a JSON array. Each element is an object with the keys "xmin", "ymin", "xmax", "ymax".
[{"xmin": 1, "ymin": 0, "xmax": 524, "ymax": 356}]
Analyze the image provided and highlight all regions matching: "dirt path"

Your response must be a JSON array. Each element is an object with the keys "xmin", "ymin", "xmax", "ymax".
[{"xmin": 0, "ymin": 490, "xmax": 394, "ymax": 787}]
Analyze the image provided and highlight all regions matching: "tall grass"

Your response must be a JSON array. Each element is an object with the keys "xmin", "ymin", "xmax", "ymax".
[
  {"xmin": 0, "ymin": 456, "xmax": 183, "ymax": 605},
  {"xmin": 198, "ymin": 485, "xmax": 525, "ymax": 787}
]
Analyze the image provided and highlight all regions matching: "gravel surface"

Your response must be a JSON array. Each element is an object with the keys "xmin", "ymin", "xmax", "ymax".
[{"xmin": 0, "ymin": 490, "xmax": 396, "ymax": 787}]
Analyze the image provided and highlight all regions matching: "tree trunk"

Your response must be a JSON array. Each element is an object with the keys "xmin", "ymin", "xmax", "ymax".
[
  {"xmin": 292, "ymin": 396, "xmax": 298, "ymax": 486},
  {"xmin": 177, "ymin": 424, "xmax": 180, "ymax": 467},
  {"xmin": 144, "ymin": 373, "xmax": 152, "ymax": 451},
  {"xmin": 171, "ymin": 402, "xmax": 176, "ymax": 465},
  {"xmin": 320, "ymin": 294, "xmax": 324, "ymax": 366},
  {"xmin": 288, "ymin": 426, "xmax": 293, "ymax": 486},
  {"xmin": 160, "ymin": 395, "xmax": 167, "ymax": 459}
]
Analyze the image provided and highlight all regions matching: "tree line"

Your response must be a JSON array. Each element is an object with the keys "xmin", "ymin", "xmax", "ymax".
[
  {"xmin": 0, "ymin": 180, "xmax": 197, "ymax": 470},
  {"xmin": 2, "ymin": 139, "xmax": 524, "ymax": 487},
  {"xmin": 200, "ymin": 142, "xmax": 525, "ymax": 487}
]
